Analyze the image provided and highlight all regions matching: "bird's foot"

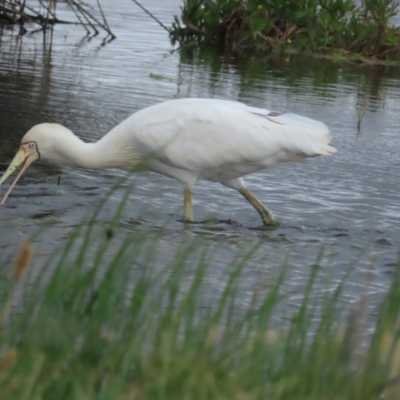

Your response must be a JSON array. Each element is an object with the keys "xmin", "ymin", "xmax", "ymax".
[
  {"xmin": 262, "ymin": 218, "xmax": 280, "ymax": 228},
  {"xmin": 259, "ymin": 208, "xmax": 279, "ymax": 228},
  {"xmin": 181, "ymin": 216, "xmax": 194, "ymax": 224}
]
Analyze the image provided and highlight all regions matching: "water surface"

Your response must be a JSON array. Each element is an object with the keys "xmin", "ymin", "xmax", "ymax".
[{"xmin": 0, "ymin": 0, "xmax": 399, "ymax": 317}]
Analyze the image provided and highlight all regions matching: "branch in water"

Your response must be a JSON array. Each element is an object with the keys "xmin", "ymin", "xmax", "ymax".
[{"xmin": 131, "ymin": 0, "xmax": 171, "ymax": 33}]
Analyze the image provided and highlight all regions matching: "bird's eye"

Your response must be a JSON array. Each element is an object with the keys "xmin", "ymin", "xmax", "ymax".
[{"xmin": 29, "ymin": 142, "xmax": 36, "ymax": 149}]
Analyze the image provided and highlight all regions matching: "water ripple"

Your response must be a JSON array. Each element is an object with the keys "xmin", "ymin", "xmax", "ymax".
[{"xmin": 0, "ymin": 0, "xmax": 399, "ymax": 310}]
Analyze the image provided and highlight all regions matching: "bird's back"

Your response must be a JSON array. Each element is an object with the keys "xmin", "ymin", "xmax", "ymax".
[{"xmin": 103, "ymin": 98, "xmax": 336, "ymax": 181}]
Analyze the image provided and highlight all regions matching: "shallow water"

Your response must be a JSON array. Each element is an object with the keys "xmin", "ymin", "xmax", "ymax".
[{"xmin": 0, "ymin": 0, "xmax": 399, "ymax": 318}]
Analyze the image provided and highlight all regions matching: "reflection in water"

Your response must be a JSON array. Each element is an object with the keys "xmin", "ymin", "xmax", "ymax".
[
  {"xmin": 179, "ymin": 46, "xmax": 400, "ymax": 113},
  {"xmin": 0, "ymin": 0, "xmax": 399, "ymax": 315}
]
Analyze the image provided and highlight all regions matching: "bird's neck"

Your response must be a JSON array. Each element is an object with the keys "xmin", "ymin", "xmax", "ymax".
[{"xmin": 53, "ymin": 133, "xmax": 141, "ymax": 170}]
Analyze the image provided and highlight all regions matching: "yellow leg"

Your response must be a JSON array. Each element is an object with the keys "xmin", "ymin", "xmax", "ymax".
[
  {"xmin": 183, "ymin": 188, "xmax": 194, "ymax": 222},
  {"xmin": 239, "ymin": 188, "xmax": 278, "ymax": 227}
]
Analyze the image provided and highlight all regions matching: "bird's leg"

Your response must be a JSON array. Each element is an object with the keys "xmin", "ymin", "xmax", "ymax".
[
  {"xmin": 183, "ymin": 188, "xmax": 194, "ymax": 222},
  {"xmin": 239, "ymin": 187, "xmax": 278, "ymax": 227}
]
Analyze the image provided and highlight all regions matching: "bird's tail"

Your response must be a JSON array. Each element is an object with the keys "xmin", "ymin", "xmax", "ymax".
[
  {"xmin": 318, "ymin": 142, "xmax": 337, "ymax": 156},
  {"xmin": 274, "ymin": 113, "xmax": 337, "ymax": 157}
]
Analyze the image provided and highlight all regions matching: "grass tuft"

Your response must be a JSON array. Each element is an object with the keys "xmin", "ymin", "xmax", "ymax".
[
  {"xmin": 13, "ymin": 241, "xmax": 33, "ymax": 280},
  {"xmin": 0, "ymin": 190, "xmax": 400, "ymax": 399}
]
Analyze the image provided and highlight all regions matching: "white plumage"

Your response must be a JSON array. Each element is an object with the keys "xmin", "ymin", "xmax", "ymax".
[{"xmin": 0, "ymin": 98, "xmax": 336, "ymax": 226}]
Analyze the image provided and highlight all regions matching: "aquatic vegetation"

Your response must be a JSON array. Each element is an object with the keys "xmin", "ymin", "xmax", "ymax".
[
  {"xmin": 1, "ymin": 191, "xmax": 400, "ymax": 399},
  {"xmin": 357, "ymin": 108, "xmax": 366, "ymax": 130},
  {"xmin": 0, "ymin": 0, "xmax": 115, "ymax": 38},
  {"xmin": 170, "ymin": 0, "xmax": 400, "ymax": 62}
]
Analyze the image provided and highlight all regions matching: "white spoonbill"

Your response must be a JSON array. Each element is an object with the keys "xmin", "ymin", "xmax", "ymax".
[{"xmin": 0, "ymin": 98, "xmax": 336, "ymax": 226}]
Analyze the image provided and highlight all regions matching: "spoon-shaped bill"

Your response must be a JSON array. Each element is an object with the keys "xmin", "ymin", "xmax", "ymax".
[{"xmin": 0, "ymin": 145, "xmax": 39, "ymax": 205}]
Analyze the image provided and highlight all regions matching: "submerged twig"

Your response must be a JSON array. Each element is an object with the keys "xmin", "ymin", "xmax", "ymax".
[
  {"xmin": 67, "ymin": 0, "xmax": 92, "ymax": 35},
  {"xmin": 71, "ymin": 0, "xmax": 116, "ymax": 38},
  {"xmin": 1, "ymin": 0, "xmax": 116, "ymax": 38},
  {"xmin": 131, "ymin": 0, "xmax": 171, "ymax": 33},
  {"xmin": 357, "ymin": 109, "xmax": 366, "ymax": 130},
  {"xmin": 68, "ymin": 0, "xmax": 100, "ymax": 35},
  {"xmin": 96, "ymin": 0, "xmax": 112, "ymax": 36}
]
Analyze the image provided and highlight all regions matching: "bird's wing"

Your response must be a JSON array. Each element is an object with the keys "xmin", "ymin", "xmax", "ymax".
[{"xmin": 117, "ymin": 99, "xmax": 335, "ymax": 173}]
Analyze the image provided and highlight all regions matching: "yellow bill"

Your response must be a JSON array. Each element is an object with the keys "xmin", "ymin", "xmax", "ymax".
[{"xmin": 0, "ymin": 143, "xmax": 40, "ymax": 205}]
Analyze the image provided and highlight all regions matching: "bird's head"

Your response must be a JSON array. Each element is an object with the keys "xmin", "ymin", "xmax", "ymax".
[{"xmin": 0, "ymin": 123, "xmax": 73, "ymax": 205}]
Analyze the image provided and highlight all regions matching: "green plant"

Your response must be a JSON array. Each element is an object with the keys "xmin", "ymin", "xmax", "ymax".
[
  {"xmin": 171, "ymin": 0, "xmax": 400, "ymax": 62},
  {"xmin": 1, "ymin": 182, "xmax": 400, "ymax": 398}
]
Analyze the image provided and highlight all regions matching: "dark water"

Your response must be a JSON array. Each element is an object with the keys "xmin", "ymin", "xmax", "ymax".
[{"xmin": 1, "ymin": 0, "xmax": 399, "ymax": 317}]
